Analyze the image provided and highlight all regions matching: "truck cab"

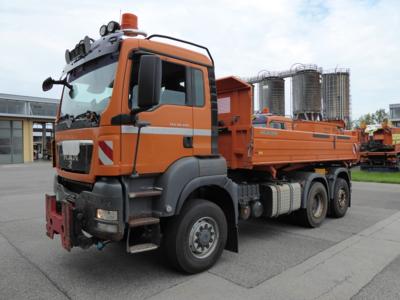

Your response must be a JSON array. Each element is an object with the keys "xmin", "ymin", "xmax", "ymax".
[{"xmin": 55, "ymin": 27, "xmax": 216, "ymax": 182}]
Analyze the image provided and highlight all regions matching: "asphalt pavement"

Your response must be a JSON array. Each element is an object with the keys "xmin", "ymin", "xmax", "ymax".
[{"xmin": 1, "ymin": 162, "xmax": 400, "ymax": 299}]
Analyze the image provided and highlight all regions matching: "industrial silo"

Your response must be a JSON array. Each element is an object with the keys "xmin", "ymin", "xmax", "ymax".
[
  {"xmin": 292, "ymin": 67, "xmax": 322, "ymax": 120},
  {"xmin": 322, "ymin": 70, "xmax": 350, "ymax": 127},
  {"xmin": 258, "ymin": 77, "xmax": 285, "ymax": 115}
]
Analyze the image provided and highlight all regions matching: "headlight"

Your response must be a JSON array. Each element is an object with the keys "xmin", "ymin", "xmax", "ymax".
[
  {"xmin": 107, "ymin": 21, "xmax": 120, "ymax": 33},
  {"xmin": 99, "ymin": 24, "xmax": 108, "ymax": 37},
  {"xmin": 96, "ymin": 209, "xmax": 118, "ymax": 221}
]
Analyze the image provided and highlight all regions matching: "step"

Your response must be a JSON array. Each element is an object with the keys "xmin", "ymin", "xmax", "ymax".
[
  {"xmin": 128, "ymin": 217, "xmax": 160, "ymax": 228},
  {"xmin": 128, "ymin": 190, "xmax": 162, "ymax": 199},
  {"xmin": 127, "ymin": 243, "xmax": 159, "ymax": 254}
]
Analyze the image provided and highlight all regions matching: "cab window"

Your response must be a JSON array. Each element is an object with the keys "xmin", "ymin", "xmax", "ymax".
[
  {"xmin": 160, "ymin": 61, "xmax": 187, "ymax": 105},
  {"xmin": 252, "ymin": 115, "xmax": 267, "ymax": 127},
  {"xmin": 269, "ymin": 121, "xmax": 285, "ymax": 129},
  {"xmin": 129, "ymin": 59, "xmax": 188, "ymax": 108},
  {"xmin": 192, "ymin": 68, "xmax": 205, "ymax": 107}
]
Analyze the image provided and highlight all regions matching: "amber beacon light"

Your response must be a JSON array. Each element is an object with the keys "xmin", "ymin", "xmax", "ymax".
[
  {"xmin": 121, "ymin": 13, "xmax": 138, "ymax": 30},
  {"xmin": 120, "ymin": 13, "xmax": 147, "ymax": 37}
]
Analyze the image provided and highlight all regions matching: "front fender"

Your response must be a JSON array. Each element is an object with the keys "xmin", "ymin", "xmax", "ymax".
[
  {"xmin": 176, "ymin": 175, "xmax": 238, "ymax": 220},
  {"xmin": 154, "ymin": 156, "xmax": 228, "ymax": 216}
]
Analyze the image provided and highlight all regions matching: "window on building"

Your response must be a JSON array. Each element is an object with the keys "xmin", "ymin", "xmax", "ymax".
[
  {"xmin": 0, "ymin": 100, "xmax": 26, "ymax": 115},
  {"xmin": 30, "ymin": 102, "xmax": 57, "ymax": 116},
  {"xmin": 0, "ymin": 120, "xmax": 23, "ymax": 164}
]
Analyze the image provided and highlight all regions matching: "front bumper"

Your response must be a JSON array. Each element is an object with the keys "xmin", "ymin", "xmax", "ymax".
[
  {"xmin": 46, "ymin": 177, "xmax": 125, "ymax": 251},
  {"xmin": 45, "ymin": 192, "xmax": 123, "ymax": 251}
]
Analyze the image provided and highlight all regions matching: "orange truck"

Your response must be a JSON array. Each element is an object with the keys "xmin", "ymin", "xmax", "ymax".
[
  {"xmin": 43, "ymin": 13, "xmax": 358, "ymax": 273},
  {"xmin": 360, "ymin": 124, "xmax": 400, "ymax": 171}
]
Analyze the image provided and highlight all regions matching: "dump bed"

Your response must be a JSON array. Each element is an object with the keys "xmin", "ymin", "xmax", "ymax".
[{"xmin": 216, "ymin": 76, "xmax": 359, "ymax": 170}]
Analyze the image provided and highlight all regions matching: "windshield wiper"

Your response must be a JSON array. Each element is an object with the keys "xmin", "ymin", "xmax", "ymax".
[
  {"xmin": 59, "ymin": 114, "xmax": 74, "ymax": 121},
  {"xmin": 73, "ymin": 110, "xmax": 99, "ymax": 122}
]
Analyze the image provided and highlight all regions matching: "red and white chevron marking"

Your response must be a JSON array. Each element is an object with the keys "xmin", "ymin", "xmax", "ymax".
[{"xmin": 98, "ymin": 141, "xmax": 113, "ymax": 165}]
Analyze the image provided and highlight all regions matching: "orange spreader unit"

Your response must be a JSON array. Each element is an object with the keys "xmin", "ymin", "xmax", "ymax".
[
  {"xmin": 360, "ymin": 126, "xmax": 400, "ymax": 170},
  {"xmin": 216, "ymin": 76, "xmax": 359, "ymax": 170}
]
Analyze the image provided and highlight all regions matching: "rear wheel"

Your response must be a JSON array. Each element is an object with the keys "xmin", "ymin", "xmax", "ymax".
[
  {"xmin": 330, "ymin": 178, "xmax": 349, "ymax": 218},
  {"xmin": 163, "ymin": 199, "xmax": 227, "ymax": 274},
  {"xmin": 397, "ymin": 155, "xmax": 400, "ymax": 171},
  {"xmin": 297, "ymin": 181, "xmax": 328, "ymax": 228}
]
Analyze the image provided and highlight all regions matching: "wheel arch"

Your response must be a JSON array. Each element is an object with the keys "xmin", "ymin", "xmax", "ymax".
[
  {"xmin": 154, "ymin": 156, "xmax": 239, "ymax": 252},
  {"xmin": 177, "ymin": 178, "xmax": 239, "ymax": 253}
]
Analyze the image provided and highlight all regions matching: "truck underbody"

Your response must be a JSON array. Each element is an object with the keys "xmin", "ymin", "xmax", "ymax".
[
  {"xmin": 46, "ymin": 159, "xmax": 352, "ymax": 258},
  {"xmin": 360, "ymin": 151, "xmax": 400, "ymax": 171}
]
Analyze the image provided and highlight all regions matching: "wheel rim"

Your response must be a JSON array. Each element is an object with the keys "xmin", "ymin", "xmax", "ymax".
[
  {"xmin": 312, "ymin": 194, "xmax": 324, "ymax": 218},
  {"xmin": 337, "ymin": 188, "xmax": 347, "ymax": 209},
  {"xmin": 188, "ymin": 217, "xmax": 219, "ymax": 259}
]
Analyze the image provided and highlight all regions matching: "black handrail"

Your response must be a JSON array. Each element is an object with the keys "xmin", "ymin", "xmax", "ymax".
[{"xmin": 146, "ymin": 34, "xmax": 214, "ymax": 66}]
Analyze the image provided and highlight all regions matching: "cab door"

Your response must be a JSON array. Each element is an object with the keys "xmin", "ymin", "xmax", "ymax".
[
  {"xmin": 190, "ymin": 67, "xmax": 212, "ymax": 156},
  {"xmin": 122, "ymin": 56, "xmax": 194, "ymax": 174}
]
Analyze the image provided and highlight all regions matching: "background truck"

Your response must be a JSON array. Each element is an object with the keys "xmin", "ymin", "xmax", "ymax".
[
  {"xmin": 360, "ymin": 123, "xmax": 400, "ymax": 171},
  {"xmin": 43, "ymin": 13, "xmax": 358, "ymax": 273}
]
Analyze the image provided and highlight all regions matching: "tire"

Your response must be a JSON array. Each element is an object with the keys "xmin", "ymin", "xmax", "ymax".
[
  {"xmin": 297, "ymin": 181, "xmax": 328, "ymax": 228},
  {"xmin": 397, "ymin": 155, "xmax": 400, "ymax": 171},
  {"xmin": 163, "ymin": 199, "xmax": 227, "ymax": 274},
  {"xmin": 330, "ymin": 178, "xmax": 349, "ymax": 218}
]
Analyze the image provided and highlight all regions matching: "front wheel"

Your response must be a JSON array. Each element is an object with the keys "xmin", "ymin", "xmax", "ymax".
[
  {"xmin": 297, "ymin": 181, "xmax": 328, "ymax": 228},
  {"xmin": 163, "ymin": 199, "xmax": 227, "ymax": 274}
]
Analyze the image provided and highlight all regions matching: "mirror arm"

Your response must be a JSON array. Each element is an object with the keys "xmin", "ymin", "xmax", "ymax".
[
  {"xmin": 53, "ymin": 79, "xmax": 73, "ymax": 90},
  {"xmin": 63, "ymin": 81, "xmax": 73, "ymax": 90}
]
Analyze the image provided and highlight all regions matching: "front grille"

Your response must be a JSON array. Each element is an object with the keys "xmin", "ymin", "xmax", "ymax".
[
  {"xmin": 58, "ymin": 176, "xmax": 93, "ymax": 194},
  {"xmin": 57, "ymin": 141, "xmax": 93, "ymax": 174}
]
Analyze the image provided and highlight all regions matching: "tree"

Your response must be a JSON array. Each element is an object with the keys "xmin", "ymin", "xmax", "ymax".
[
  {"xmin": 373, "ymin": 109, "xmax": 389, "ymax": 124},
  {"xmin": 353, "ymin": 109, "xmax": 389, "ymax": 129},
  {"xmin": 355, "ymin": 113, "xmax": 374, "ymax": 128}
]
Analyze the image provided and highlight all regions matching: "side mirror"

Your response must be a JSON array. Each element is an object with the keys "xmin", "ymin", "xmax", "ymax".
[
  {"xmin": 42, "ymin": 77, "xmax": 55, "ymax": 92},
  {"xmin": 137, "ymin": 55, "xmax": 161, "ymax": 108}
]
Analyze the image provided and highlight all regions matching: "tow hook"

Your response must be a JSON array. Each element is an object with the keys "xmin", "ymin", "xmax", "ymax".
[
  {"xmin": 77, "ymin": 235, "xmax": 94, "ymax": 250},
  {"xmin": 96, "ymin": 240, "xmax": 111, "ymax": 251}
]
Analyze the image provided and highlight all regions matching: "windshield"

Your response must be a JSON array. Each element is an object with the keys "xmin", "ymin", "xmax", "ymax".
[{"xmin": 60, "ymin": 54, "xmax": 118, "ymax": 119}]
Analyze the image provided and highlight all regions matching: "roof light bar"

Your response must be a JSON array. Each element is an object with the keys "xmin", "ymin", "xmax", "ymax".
[{"xmin": 65, "ymin": 36, "xmax": 92, "ymax": 64}]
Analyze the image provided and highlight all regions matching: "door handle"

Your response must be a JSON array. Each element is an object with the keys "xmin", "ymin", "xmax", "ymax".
[{"xmin": 183, "ymin": 136, "xmax": 193, "ymax": 148}]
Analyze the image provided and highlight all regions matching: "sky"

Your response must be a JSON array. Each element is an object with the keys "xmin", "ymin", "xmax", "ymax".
[{"xmin": 0, "ymin": 0, "xmax": 399, "ymax": 119}]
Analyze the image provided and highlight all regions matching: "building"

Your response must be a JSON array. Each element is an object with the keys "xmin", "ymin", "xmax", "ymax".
[
  {"xmin": 292, "ymin": 67, "xmax": 322, "ymax": 121},
  {"xmin": 0, "ymin": 93, "xmax": 58, "ymax": 164},
  {"xmin": 389, "ymin": 103, "xmax": 400, "ymax": 127},
  {"xmin": 322, "ymin": 69, "xmax": 351, "ymax": 128},
  {"xmin": 257, "ymin": 76, "xmax": 285, "ymax": 115}
]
